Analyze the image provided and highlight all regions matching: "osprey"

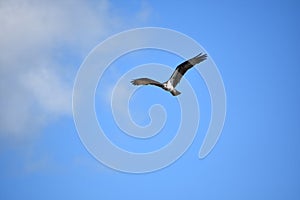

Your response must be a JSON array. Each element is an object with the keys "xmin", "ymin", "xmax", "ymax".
[{"xmin": 131, "ymin": 53, "xmax": 207, "ymax": 96}]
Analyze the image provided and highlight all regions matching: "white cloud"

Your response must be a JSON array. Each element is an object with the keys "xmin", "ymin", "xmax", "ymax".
[
  {"xmin": 0, "ymin": 0, "xmax": 151, "ymax": 138},
  {"xmin": 21, "ymin": 66, "xmax": 72, "ymax": 115}
]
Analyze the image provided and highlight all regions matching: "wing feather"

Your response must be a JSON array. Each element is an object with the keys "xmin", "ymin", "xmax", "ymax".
[
  {"xmin": 131, "ymin": 78, "xmax": 163, "ymax": 88},
  {"xmin": 169, "ymin": 53, "xmax": 207, "ymax": 87}
]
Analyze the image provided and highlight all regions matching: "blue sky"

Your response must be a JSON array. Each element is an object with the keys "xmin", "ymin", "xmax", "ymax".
[{"xmin": 1, "ymin": 0, "xmax": 300, "ymax": 199}]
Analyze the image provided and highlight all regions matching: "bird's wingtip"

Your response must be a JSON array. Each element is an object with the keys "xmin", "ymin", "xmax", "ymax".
[
  {"xmin": 131, "ymin": 79, "xmax": 138, "ymax": 85},
  {"xmin": 198, "ymin": 52, "xmax": 207, "ymax": 57}
]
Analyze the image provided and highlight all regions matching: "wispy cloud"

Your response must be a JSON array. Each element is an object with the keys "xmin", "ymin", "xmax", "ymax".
[{"xmin": 0, "ymin": 0, "xmax": 151, "ymax": 139}]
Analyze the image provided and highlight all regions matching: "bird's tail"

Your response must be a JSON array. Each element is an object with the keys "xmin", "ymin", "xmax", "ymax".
[{"xmin": 170, "ymin": 89, "xmax": 181, "ymax": 96}]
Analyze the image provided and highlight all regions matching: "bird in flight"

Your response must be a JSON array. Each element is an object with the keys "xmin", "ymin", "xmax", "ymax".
[{"xmin": 131, "ymin": 53, "xmax": 207, "ymax": 96}]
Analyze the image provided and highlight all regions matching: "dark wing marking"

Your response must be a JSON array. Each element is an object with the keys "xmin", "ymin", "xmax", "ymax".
[
  {"xmin": 169, "ymin": 53, "xmax": 207, "ymax": 87},
  {"xmin": 131, "ymin": 78, "xmax": 163, "ymax": 88}
]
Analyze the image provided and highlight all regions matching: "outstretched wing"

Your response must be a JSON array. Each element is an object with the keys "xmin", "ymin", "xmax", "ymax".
[
  {"xmin": 168, "ymin": 53, "xmax": 207, "ymax": 88},
  {"xmin": 131, "ymin": 78, "xmax": 163, "ymax": 88}
]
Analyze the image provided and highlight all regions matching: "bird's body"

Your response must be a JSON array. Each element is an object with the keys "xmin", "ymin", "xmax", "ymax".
[
  {"xmin": 162, "ymin": 80, "xmax": 180, "ymax": 96},
  {"xmin": 164, "ymin": 80, "xmax": 174, "ymax": 91},
  {"xmin": 131, "ymin": 53, "xmax": 207, "ymax": 96}
]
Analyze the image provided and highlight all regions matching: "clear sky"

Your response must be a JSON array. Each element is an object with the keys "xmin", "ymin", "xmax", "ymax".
[{"xmin": 1, "ymin": 0, "xmax": 300, "ymax": 199}]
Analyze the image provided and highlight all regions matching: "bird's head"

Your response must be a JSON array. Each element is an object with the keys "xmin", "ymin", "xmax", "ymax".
[{"xmin": 162, "ymin": 81, "xmax": 173, "ymax": 91}]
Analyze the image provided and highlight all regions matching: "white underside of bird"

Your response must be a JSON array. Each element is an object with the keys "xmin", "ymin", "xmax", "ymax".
[{"xmin": 163, "ymin": 80, "xmax": 174, "ymax": 91}]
